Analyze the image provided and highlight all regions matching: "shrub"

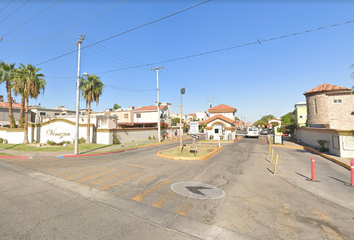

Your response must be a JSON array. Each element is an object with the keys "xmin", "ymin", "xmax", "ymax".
[
  {"xmin": 79, "ymin": 137, "xmax": 86, "ymax": 144},
  {"xmin": 3, "ymin": 139, "xmax": 8, "ymax": 144},
  {"xmin": 0, "ymin": 138, "xmax": 3, "ymax": 143},
  {"xmin": 153, "ymin": 136, "xmax": 156, "ymax": 140},
  {"xmin": 209, "ymin": 134, "xmax": 214, "ymax": 140},
  {"xmin": 317, "ymin": 140, "xmax": 329, "ymax": 153},
  {"xmin": 148, "ymin": 136, "xmax": 152, "ymax": 140},
  {"xmin": 113, "ymin": 133, "xmax": 120, "ymax": 145},
  {"xmin": 47, "ymin": 140, "xmax": 55, "ymax": 145}
]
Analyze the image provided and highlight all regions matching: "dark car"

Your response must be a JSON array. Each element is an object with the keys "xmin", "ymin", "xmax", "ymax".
[{"xmin": 267, "ymin": 129, "xmax": 274, "ymax": 134}]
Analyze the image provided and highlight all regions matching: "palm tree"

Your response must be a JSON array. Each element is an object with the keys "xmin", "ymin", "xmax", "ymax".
[
  {"xmin": 0, "ymin": 61, "xmax": 16, "ymax": 128},
  {"xmin": 12, "ymin": 67, "xmax": 26, "ymax": 128},
  {"xmin": 80, "ymin": 74, "xmax": 104, "ymax": 143},
  {"xmin": 19, "ymin": 63, "xmax": 46, "ymax": 144}
]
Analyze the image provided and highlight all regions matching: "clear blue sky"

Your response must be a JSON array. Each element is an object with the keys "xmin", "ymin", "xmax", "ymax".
[{"xmin": 1, "ymin": 0, "xmax": 354, "ymax": 123}]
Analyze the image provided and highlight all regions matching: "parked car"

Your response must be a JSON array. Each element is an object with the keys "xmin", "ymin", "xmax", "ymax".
[
  {"xmin": 245, "ymin": 127, "xmax": 259, "ymax": 138},
  {"xmin": 267, "ymin": 129, "xmax": 274, "ymax": 134},
  {"xmin": 260, "ymin": 129, "xmax": 268, "ymax": 135}
]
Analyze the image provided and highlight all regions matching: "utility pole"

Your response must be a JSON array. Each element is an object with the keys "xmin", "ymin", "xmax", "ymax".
[
  {"xmin": 180, "ymin": 88, "xmax": 185, "ymax": 155},
  {"xmin": 74, "ymin": 33, "xmax": 85, "ymax": 155},
  {"xmin": 207, "ymin": 97, "xmax": 213, "ymax": 108},
  {"xmin": 150, "ymin": 66, "xmax": 164, "ymax": 142}
]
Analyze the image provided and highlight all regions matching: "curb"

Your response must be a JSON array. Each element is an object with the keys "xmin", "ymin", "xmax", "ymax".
[
  {"xmin": 57, "ymin": 138, "xmax": 190, "ymax": 158},
  {"xmin": 157, "ymin": 145, "xmax": 224, "ymax": 161},
  {"xmin": 0, "ymin": 155, "xmax": 33, "ymax": 159},
  {"xmin": 273, "ymin": 144, "xmax": 351, "ymax": 170}
]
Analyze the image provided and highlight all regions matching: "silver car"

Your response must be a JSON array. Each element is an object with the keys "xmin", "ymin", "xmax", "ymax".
[{"xmin": 245, "ymin": 127, "xmax": 259, "ymax": 138}]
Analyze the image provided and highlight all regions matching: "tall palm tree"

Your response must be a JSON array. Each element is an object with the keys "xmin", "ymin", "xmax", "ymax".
[
  {"xmin": 0, "ymin": 61, "xmax": 16, "ymax": 128},
  {"xmin": 12, "ymin": 67, "xmax": 26, "ymax": 128},
  {"xmin": 19, "ymin": 63, "xmax": 46, "ymax": 144},
  {"xmin": 80, "ymin": 74, "xmax": 104, "ymax": 143}
]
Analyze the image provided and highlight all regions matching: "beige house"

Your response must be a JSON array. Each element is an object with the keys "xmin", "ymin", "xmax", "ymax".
[
  {"xmin": 296, "ymin": 83, "xmax": 354, "ymax": 158},
  {"xmin": 304, "ymin": 83, "xmax": 354, "ymax": 129}
]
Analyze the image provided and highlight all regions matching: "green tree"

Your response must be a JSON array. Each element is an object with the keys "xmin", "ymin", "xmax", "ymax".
[
  {"xmin": 0, "ymin": 61, "xmax": 16, "ymax": 128},
  {"xmin": 80, "ymin": 73, "xmax": 104, "ymax": 143},
  {"xmin": 234, "ymin": 116, "xmax": 240, "ymax": 121},
  {"xmin": 18, "ymin": 64, "xmax": 46, "ymax": 143},
  {"xmin": 113, "ymin": 103, "xmax": 121, "ymax": 110},
  {"xmin": 171, "ymin": 118, "xmax": 180, "ymax": 126},
  {"xmin": 253, "ymin": 114, "xmax": 275, "ymax": 127},
  {"xmin": 12, "ymin": 67, "xmax": 26, "ymax": 128}
]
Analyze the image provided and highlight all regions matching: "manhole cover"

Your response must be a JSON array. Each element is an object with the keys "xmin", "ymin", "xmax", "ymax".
[{"xmin": 171, "ymin": 182, "xmax": 225, "ymax": 199}]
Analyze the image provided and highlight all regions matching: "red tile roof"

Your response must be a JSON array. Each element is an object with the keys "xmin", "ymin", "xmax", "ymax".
[
  {"xmin": 0, "ymin": 102, "xmax": 22, "ymax": 109},
  {"xmin": 134, "ymin": 105, "xmax": 167, "ymax": 112},
  {"xmin": 204, "ymin": 114, "xmax": 235, "ymax": 125},
  {"xmin": 208, "ymin": 104, "xmax": 236, "ymax": 113},
  {"xmin": 304, "ymin": 84, "xmax": 351, "ymax": 95}
]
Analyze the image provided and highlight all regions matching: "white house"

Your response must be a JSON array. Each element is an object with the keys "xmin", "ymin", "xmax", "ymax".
[
  {"xmin": 133, "ymin": 102, "xmax": 171, "ymax": 127},
  {"xmin": 204, "ymin": 104, "xmax": 237, "ymax": 140}
]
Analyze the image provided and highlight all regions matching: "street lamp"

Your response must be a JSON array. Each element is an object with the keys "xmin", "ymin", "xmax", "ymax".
[
  {"xmin": 180, "ymin": 88, "xmax": 185, "ymax": 155},
  {"xmin": 74, "ymin": 72, "xmax": 88, "ymax": 155}
]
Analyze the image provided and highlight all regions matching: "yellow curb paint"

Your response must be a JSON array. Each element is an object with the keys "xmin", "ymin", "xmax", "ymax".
[
  {"xmin": 273, "ymin": 145, "xmax": 351, "ymax": 170},
  {"xmin": 131, "ymin": 180, "xmax": 171, "ymax": 202},
  {"xmin": 64, "ymin": 167, "xmax": 107, "ymax": 180},
  {"xmin": 74, "ymin": 168, "xmax": 117, "ymax": 183},
  {"xmin": 86, "ymin": 170, "xmax": 128, "ymax": 187},
  {"xmin": 157, "ymin": 145, "xmax": 224, "ymax": 161},
  {"xmin": 117, "ymin": 162, "xmax": 154, "ymax": 170},
  {"xmin": 151, "ymin": 190, "xmax": 177, "ymax": 208},
  {"xmin": 100, "ymin": 173, "xmax": 141, "ymax": 191},
  {"xmin": 174, "ymin": 202, "xmax": 193, "ymax": 216}
]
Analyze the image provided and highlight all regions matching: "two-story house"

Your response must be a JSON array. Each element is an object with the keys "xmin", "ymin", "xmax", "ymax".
[{"xmin": 133, "ymin": 102, "xmax": 172, "ymax": 127}]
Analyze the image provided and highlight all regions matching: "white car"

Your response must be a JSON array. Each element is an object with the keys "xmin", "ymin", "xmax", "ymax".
[{"xmin": 245, "ymin": 127, "xmax": 259, "ymax": 138}]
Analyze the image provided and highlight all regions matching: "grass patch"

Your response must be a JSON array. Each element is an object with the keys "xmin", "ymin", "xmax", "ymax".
[
  {"xmin": 159, "ymin": 144, "xmax": 219, "ymax": 158},
  {"xmin": 0, "ymin": 143, "xmax": 109, "ymax": 152},
  {"xmin": 0, "ymin": 152, "xmax": 13, "ymax": 156}
]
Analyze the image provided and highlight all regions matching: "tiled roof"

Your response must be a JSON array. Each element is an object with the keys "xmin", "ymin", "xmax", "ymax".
[
  {"xmin": 188, "ymin": 113, "xmax": 196, "ymax": 116},
  {"xmin": 134, "ymin": 105, "xmax": 167, "ymax": 112},
  {"xmin": 204, "ymin": 114, "xmax": 235, "ymax": 125},
  {"xmin": 304, "ymin": 84, "xmax": 351, "ymax": 95},
  {"xmin": 0, "ymin": 102, "xmax": 23, "ymax": 109},
  {"xmin": 208, "ymin": 104, "xmax": 236, "ymax": 113}
]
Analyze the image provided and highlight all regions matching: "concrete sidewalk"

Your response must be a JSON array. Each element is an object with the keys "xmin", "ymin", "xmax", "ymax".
[
  {"xmin": 0, "ymin": 139, "xmax": 174, "ymax": 158},
  {"xmin": 277, "ymin": 137, "xmax": 352, "ymax": 170}
]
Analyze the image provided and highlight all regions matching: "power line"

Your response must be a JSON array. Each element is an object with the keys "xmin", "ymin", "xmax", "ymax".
[
  {"xmin": 93, "ymin": 18, "xmax": 354, "ymax": 75},
  {"xmin": 1, "ymin": 0, "xmax": 63, "ymax": 39},
  {"xmin": 0, "ymin": 0, "xmax": 13, "ymax": 14},
  {"xmin": 0, "ymin": 0, "xmax": 30, "ymax": 25},
  {"xmin": 35, "ymin": 17, "xmax": 354, "ymax": 80},
  {"xmin": 4, "ymin": 0, "xmax": 127, "ymax": 59},
  {"xmin": 106, "ymin": 84, "xmax": 155, "ymax": 92},
  {"xmin": 34, "ymin": 0, "xmax": 211, "ymax": 66}
]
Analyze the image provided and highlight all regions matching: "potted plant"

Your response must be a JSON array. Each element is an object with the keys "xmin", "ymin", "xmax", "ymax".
[{"xmin": 209, "ymin": 134, "xmax": 214, "ymax": 140}]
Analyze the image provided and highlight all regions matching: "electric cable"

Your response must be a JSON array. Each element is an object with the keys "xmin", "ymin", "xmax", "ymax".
[
  {"xmin": 34, "ymin": 0, "xmax": 211, "ymax": 66},
  {"xmin": 4, "ymin": 0, "xmax": 127, "ymax": 59},
  {"xmin": 0, "ymin": 0, "xmax": 30, "ymax": 25},
  {"xmin": 1, "ymin": 0, "xmax": 63, "ymax": 39},
  {"xmin": 0, "ymin": 0, "xmax": 13, "ymax": 14}
]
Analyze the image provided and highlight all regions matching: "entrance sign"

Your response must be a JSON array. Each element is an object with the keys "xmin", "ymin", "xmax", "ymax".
[{"xmin": 190, "ymin": 121, "xmax": 199, "ymax": 134}]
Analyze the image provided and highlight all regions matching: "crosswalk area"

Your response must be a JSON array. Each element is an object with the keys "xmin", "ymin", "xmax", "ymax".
[{"xmin": 2, "ymin": 156, "xmax": 206, "ymax": 219}]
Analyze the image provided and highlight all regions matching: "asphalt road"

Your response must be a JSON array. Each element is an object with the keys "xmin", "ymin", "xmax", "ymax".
[{"xmin": 1, "ymin": 137, "xmax": 354, "ymax": 239}]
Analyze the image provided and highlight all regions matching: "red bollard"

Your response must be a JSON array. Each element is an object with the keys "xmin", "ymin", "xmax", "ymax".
[
  {"xmin": 351, "ymin": 158, "xmax": 354, "ymax": 187},
  {"xmin": 262, "ymin": 137, "xmax": 265, "ymax": 145},
  {"xmin": 311, "ymin": 155, "xmax": 316, "ymax": 181}
]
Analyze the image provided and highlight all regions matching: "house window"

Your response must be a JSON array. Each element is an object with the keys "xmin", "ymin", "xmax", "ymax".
[
  {"xmin": 40, "ymin": 112, "xmax": 45, "ymax": 116},
  {"xmin": 124, "ymin": 114, "xmax": 128, "ymax": 118},
  {"xmin": 333, "ymin": 99, "xmax": 342, "ymax": 103},
  {"xmin": 314, "ymin": 99, "xmax": 317, "ymax": 114},
  {"xmin": 299, "ymin": 115, "xmax": 303, "ymax": 118},
  {"xmin": 54, "ymin": 113, "xmax": 60, "ymax": 116},
  {"xmin": 215, "ymin": 129, "xmax": 219, "ymax": 134},
  {"xmin": 136, "ymin": 113, "xmax": 141, "ymax": 118}
]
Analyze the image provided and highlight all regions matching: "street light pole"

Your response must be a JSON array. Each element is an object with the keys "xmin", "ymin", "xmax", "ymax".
[
  {"xmin": 74, "ymin": 34, "xmax": 85, "ymax": 155},
  {"xmin": 150, "ymin": 66, "xmax": 164, "ymax": 142},
  {"xmin": 180, "ymin": 88, "xmax": 185, "ymax": 155}
]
